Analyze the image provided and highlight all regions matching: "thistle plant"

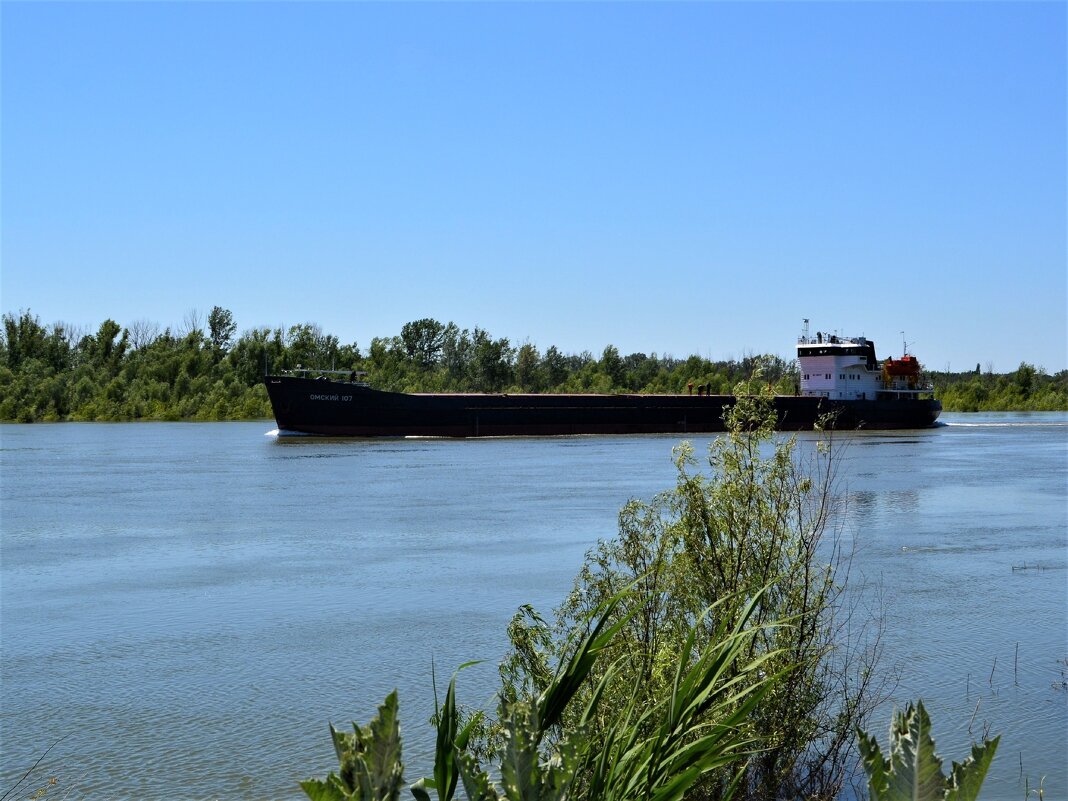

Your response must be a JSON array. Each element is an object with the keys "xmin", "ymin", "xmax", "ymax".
[
  {"xmin": 301, "ymin": 691, "xmax": 405, "ymax": 801},
  {"xmin": 857, "ymin": 700, "xmax": 999, "ymax": 801}
]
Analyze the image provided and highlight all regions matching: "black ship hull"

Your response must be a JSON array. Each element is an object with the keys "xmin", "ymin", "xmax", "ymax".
[{"xmin": 265, "ymin": 376, "xmax": 942, "ymax": 437}]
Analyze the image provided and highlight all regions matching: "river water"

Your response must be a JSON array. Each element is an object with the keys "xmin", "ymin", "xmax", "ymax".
[{"xmin": 2, "ymin": 414, "xmax": 1065, "ymax": 800}]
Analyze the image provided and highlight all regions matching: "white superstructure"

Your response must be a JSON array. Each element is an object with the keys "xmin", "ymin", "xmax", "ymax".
[{"xmin": 797, "ymin": 327, "xmax": 932, "ymax": 401}]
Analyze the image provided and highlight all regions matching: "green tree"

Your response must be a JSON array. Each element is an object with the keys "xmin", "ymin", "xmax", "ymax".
[
  {"xmin": 1012, "ymin": 362, "xmax": 1036, "ymax": 398},
  {"xmin": 401, "ymin": 318, "xmax": 447, "ymax": 369},
  {"xmin": 0, "ymin": 358, "xmax": 62, "ymax": 421},
  {"xmin": 42, "ymin": 322, "xmax": 76, "ymax": 373},
  {"xmin": 208, "ymin": 306, "xmax": 237, "ymax": 355},
  {"xmin": 82, "ymin": 319, "xmax": 128, "ymax": 376},
  {"xmin": 469, "ymin": 328, "xmax": 513, "ymax": 392},
  {"xmin": 542, "ymin": 345, "xmax": 569, "ymax": 389},
  {"xmin": 1, "ymin": 310, "xmax": 48, "ymax": 370},
  {"xmin": 440, "ymin": 323, "xmax": 471, "ymax": 385},
  {"xmin": 515, "ymin": 343, "xmax": 544, "ymax": 392},
  {"xmin": 622, "ymin": 352, "xmax": 657, "ymax": 391},
  {"xmin": 287, "ymin": 323, "xmax": 340, "ymax": 369},
  {"xmin": 599, "ymin": 345, "xmax": 625, "ymax": 389},
  {"xmin": 229, "ymin": 327, "xmax": 285, "ymax": 386}
]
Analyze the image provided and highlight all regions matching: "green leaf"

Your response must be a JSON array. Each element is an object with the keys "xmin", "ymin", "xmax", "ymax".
[
  {"xmin": 498, "ymin": 705, "xmax": 542, "ymax": 801},
  {"xmin": 425, "ymin": 662, "xmax": 481, "ymax": 801},
  {"xmin": 536, "ymin": 590, "xmax": 634, "ymax": 733},
  {"xmin": 857, "ymin": 728, "xmax": 891, "ymax": 801},
  {"xmin": 455, "ymin": 709, "xmax": 484, "ymax": 752},
  {"xmin": 410, "ymin": 778, "xmax": 434, "ymax": 801},
  {"xmin": 330, "ymin": 723, "xmax": 356, "ymax": 767},
  {"xmin": 366, "ymin": 691, "xmax": 404, "ymax": 801},
  {"xmin": 946, "ymin": 736, "xmax": 1000, "ymax": 801},
  {"xmin": 884, "ymin": 701, "xmax": 947, "ymax": 801},
  {"xmin": 300, "ymin": 776, "xmax": 350, "ymax": 801},
  {"xmin": 457, "ymin": 751, "xmax": 500, "ymax": 801},
  {"xmin": 433, "ymin": 676, "xmax": 459, "ymax": 801}
]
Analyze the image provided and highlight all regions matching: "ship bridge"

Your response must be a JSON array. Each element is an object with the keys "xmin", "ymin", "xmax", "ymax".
[{"xmin": 797, "ymin": 331, "xmax": 932, "ymax": 401}]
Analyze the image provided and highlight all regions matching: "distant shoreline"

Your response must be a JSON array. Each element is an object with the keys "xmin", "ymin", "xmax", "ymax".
[{"xmin": 3, "ymin": 310, "xmax": 1066, "ymax": 423}]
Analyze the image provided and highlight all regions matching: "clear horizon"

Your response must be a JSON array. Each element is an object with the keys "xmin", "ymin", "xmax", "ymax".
[{"xmin": 3, "ymin": 2, "xmax": 1065, "ymax": 374}]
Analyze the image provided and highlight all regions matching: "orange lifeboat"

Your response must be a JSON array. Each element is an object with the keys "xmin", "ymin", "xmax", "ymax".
[
  {"xmin": 884, "ymin": 355, "xmax": 920, "ymax": 376},
  {"xmin": 883, "ymin": 355, "xmax": 921, "ymax": 389}
]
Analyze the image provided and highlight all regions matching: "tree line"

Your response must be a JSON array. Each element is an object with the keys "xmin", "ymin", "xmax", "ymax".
[
  {"xmin": 0, "ymin": 310, "xmax": 795, "ymax": 423},
  {"xmin": 930, "ymin": 364, "xmax": 1068, "ymax": 412},
  {"xmin": 1, "ymin": 308, "xmax": 1064, "ymax": 422}
]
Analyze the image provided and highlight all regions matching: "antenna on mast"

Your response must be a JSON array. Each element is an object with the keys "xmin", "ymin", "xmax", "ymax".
[
  {"xmin": 901, "ymin": 332, "xmax": 909, "ymax": 357},
  {"xmin": 801, "ymin": 318, "xmax": 810, "ymax": 341}
]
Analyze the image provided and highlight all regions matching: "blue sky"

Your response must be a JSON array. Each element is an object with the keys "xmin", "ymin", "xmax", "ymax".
[{"xmin": 3, "ymin": 2, "xmax": 1065, "ymax": 373}]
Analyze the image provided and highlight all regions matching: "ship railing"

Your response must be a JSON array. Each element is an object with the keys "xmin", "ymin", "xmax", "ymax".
[
  {"xmin": 876, "ymin": 383, "xmax": 936, "ymax": 398},
  {"xmin": 881, "ymin": 379, "xmax": 935, "ymax": 391},
  {"xmin": 797, "ymin": 335, "xmax": 865, "ymax": 346},
  {"xmin": 281, "ymin": 367, "xmax": 370, "ymax": 386}
]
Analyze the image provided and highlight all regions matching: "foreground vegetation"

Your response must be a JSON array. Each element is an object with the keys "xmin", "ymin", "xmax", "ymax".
[
  {"xmin": 306, "ymin": 648, "xmax": 998, "ymax": 801},
  {"xmin": 1, "ymin": 309, "xmax": 1064, "ymax": 422},
  {"xmin": 303, "ymin": 399, "xmax": 1000, "ymax": 801},
  {"xmin": 493, "ymin": 397, "xmax": 883, "ymax": 800}
]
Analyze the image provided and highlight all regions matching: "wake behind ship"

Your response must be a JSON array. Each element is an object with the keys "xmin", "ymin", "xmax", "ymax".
[{"xmin": 265, "ymin": 328, "xmax": 941, "ymax": 437}]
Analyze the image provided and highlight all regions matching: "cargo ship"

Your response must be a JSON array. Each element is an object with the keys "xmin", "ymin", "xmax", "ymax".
[{"xmin": 264, "ymin": 326, "xmax": 941, "ymax": 437}]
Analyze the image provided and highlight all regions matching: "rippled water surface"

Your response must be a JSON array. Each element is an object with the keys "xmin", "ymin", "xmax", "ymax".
[{"xmin": 2, "ymin": 414, "xmax": 1066, "ymax": 799}]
